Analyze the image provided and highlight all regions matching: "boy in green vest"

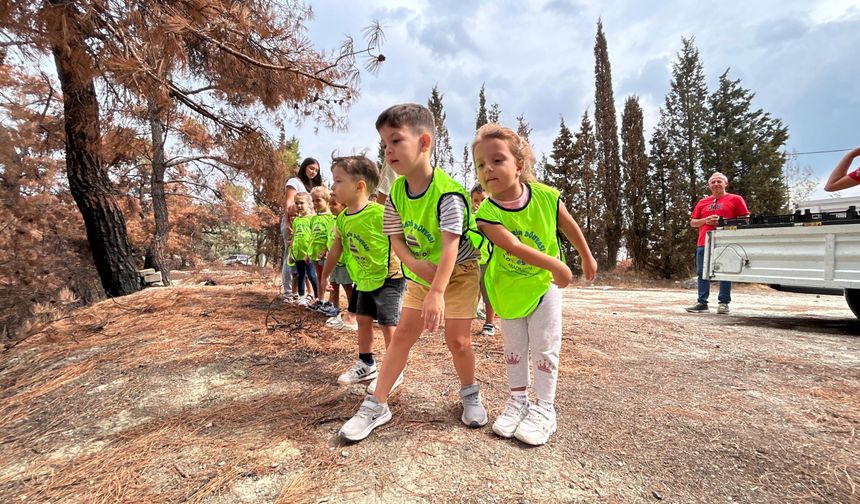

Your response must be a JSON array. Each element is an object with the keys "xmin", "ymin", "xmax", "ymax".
[
  {"xmin": 320, "ymin": 156, "xmax": 406, "ymax": 393},
  {"xmin": 339, "ymin": 103, "xmax": 487, "ymax": 441}
]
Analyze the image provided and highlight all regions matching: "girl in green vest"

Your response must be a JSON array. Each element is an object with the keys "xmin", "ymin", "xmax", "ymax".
[
  {"xmin": 290, "ymin": 192, "xmax": 319, "ymax": 305},
  {"xmin": 473, "ymin": 123, "xmax": 597, "ymax": 446}
]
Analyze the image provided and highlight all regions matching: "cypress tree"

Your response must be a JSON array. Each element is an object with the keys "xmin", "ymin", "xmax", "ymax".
[
  {"xmin": 546, "ymin": 118, "xmax": 580, "ymax": 269},
  {"xmin": 572, "ymin": 110, "xmax": 606, "ymax": 268},
  {"xmin": 516, "ymin": 113, "xmax": 533, "ymax": 145},
  {"xmin": 476, "ymin": 84, "xmax": 488, "ymax": 130},
  {"xmin": 593, "ymin": 19, "xmax": 622, "ymax": 270},
  {"xmin": 427, "ymin": 84, "xmax": 455, "ymax": 172},
  {"xmin": 621, "ymin": 96, "xmax": 649, "ymax": 271},
  {"xmin": 488, "ymin": 103, "xmax": 502, "ymax": 123}
]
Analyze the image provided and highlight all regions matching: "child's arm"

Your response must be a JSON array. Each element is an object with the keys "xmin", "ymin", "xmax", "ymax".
[
  {"xmin": 824, "ymin": 147, "xmax": 860, "ymax": 192},
  {"xmin": 390, "ymin": 234, "xmax": 437, "ymax": 284},
  {"xmin": 319, "ymin": 234, "xmax": 343, "ymax": 294},
  {"xmin": 557, "ymin": 204, "xmax": 597, "ymax": 282},
  {"xmin": 421, "ymin": 231, "xmax": 459, "ymax": 331},
  {"xmin": 478, "ymin": 222, "xmax": 574, "ymax": 287}
]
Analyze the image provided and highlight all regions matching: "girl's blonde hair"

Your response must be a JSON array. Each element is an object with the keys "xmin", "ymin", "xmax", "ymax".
[
  {"xmin": 471, "ymin": 123, "xmax": 536, "ymax": 183},
  {"xmin": 294, "ymin": 192, "xmax": 313, "ymax": 215}
]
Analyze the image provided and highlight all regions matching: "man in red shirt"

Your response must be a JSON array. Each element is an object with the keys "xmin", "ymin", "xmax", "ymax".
[
  {"xmin": 824, "ymin": 147, "xmax": 860, "ymax": 192},
  {"xmin": 686, "ymin": 172, "xmax": 750, "ymax": 314}
]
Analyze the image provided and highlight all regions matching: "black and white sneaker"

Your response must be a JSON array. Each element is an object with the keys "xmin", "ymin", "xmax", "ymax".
[
  {"xmin": 685, "ymin": 302, "xmax": 709, "ymax": 313},
  {"xmin": 337, "ymin": 360, "xmax": 378, "ymax": 385}
]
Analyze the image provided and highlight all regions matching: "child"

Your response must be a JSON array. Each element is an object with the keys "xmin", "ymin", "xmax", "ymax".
[
  {"xmin": 472, "ymin": 123, "xmax": 597, "ymax": 446},
  {"xmin": 339, "ymin": 103, "xmax": 487, "ymax": 441},
  {"xmin": 321, "ymin": 193, "xmax": 356, "ymax": 324},
  {"xmin": 281, "ymin": 203, "xmax": 299, "ymax": 302},
  {"xmin": 470, "ymin": 184, "xmax": 496, "ymax": 336},
  {"xmin": 321, "ymin": 155, "xmax": 404, "ymax": 389},
  {"xmin": 290, "ymin": 192, "xmax": 319, "ymax": 305},
  {"xmin": 309, "ymin": 186, "xmax": 335, "ymax": 310}
]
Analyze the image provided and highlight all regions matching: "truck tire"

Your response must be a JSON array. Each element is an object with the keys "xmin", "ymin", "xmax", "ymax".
[{"xmin": 846, "ymin": 289, "xmax": 860, "ymax": 319}]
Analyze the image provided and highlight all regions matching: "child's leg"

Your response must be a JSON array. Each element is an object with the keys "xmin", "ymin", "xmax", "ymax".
[
  {"xmin": 341, "ymin": 284, "xmax": 355, "ymax": 323},
  {"xmin": 330, "ymin": 282, "xmax": 340, "ymax": 305},
  {"xmin": 443, "ymin": 320, "xmax": 477, "ymax": 385},
  {"xmin": 356, "ymin": 314, "xmax": 374, "ymax": 353},
  {"xmin": 527, "ymin": 286, "xmax": 562, "ymax": 407},
  {"xmin": 498, "ymin": 317, "xmax": 531, "ymax": 395},
  {"xmin": 295, "ymin": 261, "xmax": 307, "ymax": 296},
  {"xmin": 282, "ymin": 258, "xmax": 292, "ymax": 298},
  {"xmin": 373, "ymin": 308, "xmax": 423, "ymax": 403},
  {"xmin": 315, "ymin": 262, "xmax": 324, "ymax": 288},
  {"xmin": 306, "ymin": 263, "xmax": 320, "ymax": 299}
]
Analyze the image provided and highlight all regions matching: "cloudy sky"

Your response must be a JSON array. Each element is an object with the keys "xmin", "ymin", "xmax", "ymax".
[{"xmin": 287, "ymin": 0, "xmax": 860, "ymax": 198}]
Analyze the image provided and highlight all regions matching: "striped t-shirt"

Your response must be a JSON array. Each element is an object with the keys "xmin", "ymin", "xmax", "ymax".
[{"xmin": 383, "ymin": 194, "xmax": 480, "ymax": 265}]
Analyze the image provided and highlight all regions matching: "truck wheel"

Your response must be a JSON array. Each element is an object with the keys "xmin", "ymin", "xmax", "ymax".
[{"xmin": 846, "ymin": 289, "xmax": 860, "ymax": 319}]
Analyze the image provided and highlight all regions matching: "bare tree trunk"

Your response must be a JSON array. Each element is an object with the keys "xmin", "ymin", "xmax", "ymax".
[
  {"xmin": 143, "ymin": 96, "xmax": 171, "ymax": 285},
  {"xmin": 47, "ymin": 0, "xmax": 140, "ymax": 297}
]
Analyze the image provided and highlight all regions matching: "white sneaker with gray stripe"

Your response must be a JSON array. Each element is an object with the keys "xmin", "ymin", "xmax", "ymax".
[
  {"xmin": 460, "ymin": 383, "xmax": 488, "ymax": 427},
  {"xmin": 337, "ymin": 360, "xmax": 378, "ymax": 385},
  {"xmin": 339, "ymin": 395, "xmax": 391, "ymax": 441}
]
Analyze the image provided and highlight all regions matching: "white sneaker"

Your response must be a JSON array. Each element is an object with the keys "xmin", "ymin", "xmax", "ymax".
[
  {"xmin": 492, "ymin": 398, "xmax": 530, "ymax": 438},
  {"xmin": 337, "ymin": 360, "xmax": 378, "ymax": 385},
  {"xmin": 514, "ymin": 404, "xmax": 557, "ymax": 446},
  {"xmin": 460, "ymin": 384, "xmax": 488, "ymax": 427},
  {"xmin": 296, "ymin": 295, "xmax": 310, "ymax": 307},
  {"xmin": 339, "ymin": 395, "xmax": 391, "ymax": 441},
  {"xmin": 366, "ymin": 370, "xmax": 405, "ymax": 395}
]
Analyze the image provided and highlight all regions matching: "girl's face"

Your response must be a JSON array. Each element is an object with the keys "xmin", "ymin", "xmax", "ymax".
[
  {"xmin": 329, "ymin": 195, "xmax": 345, "ymax": 215},
  {"xmin": 294, "ymin": 197, "xmax": 310, "ymax": 215},
  {"xmin": 312, "ymin": 192, "xmax": 329, "ymax": 213},
  {"xmin": 470, "ymin": 190, "xmax": 486, "ymax": 211},
  {"xmin": 474, "ymin": 138, "xmax": 522, "ymax": 197},
  {"xmin": 303, "ymin": 163, "xmax": 320, "ymax": 181}
]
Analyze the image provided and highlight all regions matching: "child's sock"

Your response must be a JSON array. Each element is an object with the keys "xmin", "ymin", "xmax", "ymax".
[
  {"xmin": 512, "ymin": 391, "xmax": 528, "ymax": 404},
  {"xmin": 359, "ymin": 353, "xmax": 375, "ymax": 366}
]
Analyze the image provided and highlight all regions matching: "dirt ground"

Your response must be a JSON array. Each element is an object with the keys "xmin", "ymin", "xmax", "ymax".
[{"xmin": 0, "ymin": 269, "xmax": 858, "ymax": 503}]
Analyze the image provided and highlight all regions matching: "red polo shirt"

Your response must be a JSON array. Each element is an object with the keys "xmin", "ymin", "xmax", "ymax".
[{"xmin": 691, "ymin": 193, "xmax": 750, "ymax": 246}]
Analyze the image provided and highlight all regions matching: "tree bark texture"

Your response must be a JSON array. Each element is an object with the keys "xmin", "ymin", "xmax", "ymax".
[
  {"xmin": 47, "ymin": 0, "xmax": 140, "ymax": 297},
  {"xmin": 143, "ymin": 96, "xmax": 171, "ymax": 285}
]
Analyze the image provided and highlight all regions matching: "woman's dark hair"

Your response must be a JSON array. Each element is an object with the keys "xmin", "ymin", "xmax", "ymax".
[{"xmin": 298, "ymin": 157, "xmax": 323, "ymax": 189}]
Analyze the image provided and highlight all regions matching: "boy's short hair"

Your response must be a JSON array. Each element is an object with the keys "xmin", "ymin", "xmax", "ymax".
[
  {"xmin": 470, "ymin": 183, "xmax": 485, "ymax": 196},
  {"xmin": 310, "ymin": 185, "xmax": 331, "ymax": 200},
  {"xmin": 375, "ymin": 103, "xmax": 435, "ymax": 137},
  {"xmin": 332, "ymin": 155, "xmax": 380, "ymax": 195}
]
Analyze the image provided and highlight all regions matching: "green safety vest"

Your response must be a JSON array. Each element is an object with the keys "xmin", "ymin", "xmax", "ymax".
[
  {"xmin": 291, "ymin": 215, "xmax": 314, "ymax": 260},
  {"xmin": 475, "ymin": 182, "xmax": 562, "ymax": 318},
  {"xmin": 335, "ymin": 202, "xmax": 392, "ymax": 292},
  {"xmin": 388, "ymin": 168, "xmax": 483, "ymax": 286},
  {"xmin": 309, "ymin": 213, "xmax": 334, "ymax": 260}
]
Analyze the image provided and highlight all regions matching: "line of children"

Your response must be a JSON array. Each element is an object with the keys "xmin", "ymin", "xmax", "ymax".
[{"xmin": 283, "ymin": 104, "xmax": 595, "ymax": 447}]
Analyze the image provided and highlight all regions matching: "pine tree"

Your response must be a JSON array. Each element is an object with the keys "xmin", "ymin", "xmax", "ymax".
[
  {"xmin": 572, "ymin": 111, "xmax": 606, "ymax": 268},
  {"xmin": 460, "ymin": 146, "xmax": 474, "ymax": 189},
  {"xmin": 476, "ymin": 84, "xmax": 488, "ymax": 130},
  {"xmin": 427, "ymin": 85, "xmax": 455, "ymax": 172},
  {"xmin": 546, "ymin": 118, "xmax": 579, "ymax": 269},
  {"xmin": 593, "ymin": 19, "xmax": 622, "ymax": 270},
  {"xmin": 516, "ymin": 113, "xmax": 533, "ymax": 145},
  {"xmin": 703, "ymin": 70, "xmax": 789, "ymax": 214},
  {"xmin": 621, "ymin": 96, "xmax": 649, "ymax": 270}
]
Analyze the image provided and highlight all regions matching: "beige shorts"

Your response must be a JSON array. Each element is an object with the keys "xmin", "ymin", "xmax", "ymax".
[{"xmin": 402, "ymin": 261, "xmax": 480, "ymax": 319}]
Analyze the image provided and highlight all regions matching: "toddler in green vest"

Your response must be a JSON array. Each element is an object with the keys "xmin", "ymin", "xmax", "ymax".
[
  {"xmin": 308, "ymin": 186, "xmax": 334, "ymax": 311},
  {"xmin": 290, "ymin": 192, "xmax": 319, "ymax": 305},
  {"xmin": 320, "ymin": 156, "xmax": 406, "ymax": 397},
  {"xmin": 473, "ymin": 123, "xmax": 597, "ymax": 446},
  {"xmin": 320, "ymin": 193, "xmax": 357, "ymax": 327},
  {"xmin": 470, "ymin": 183, "xmax": 497, "ymax": 337},
  {"xmin": 339, "ymin": 103, "xmax": 488, "ymax": 442}
]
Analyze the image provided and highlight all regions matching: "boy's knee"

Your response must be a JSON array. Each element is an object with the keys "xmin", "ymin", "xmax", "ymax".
[{"xmin": 446, "ymin": 335, "xmax": 472, "ymax": 355}]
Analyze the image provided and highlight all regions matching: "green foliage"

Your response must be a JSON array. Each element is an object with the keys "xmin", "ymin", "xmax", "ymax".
[
  {"xmin": 476, "ymin": 84, "xmax": 488, "ymax": 130},
  {"xmin": 621, "ymin": 96, "xmax": 649, "ymax": 270},
  {"xmin": 703, "ymin": 70, "xmax": 789, "ymax": 214},
  {"xmin": 593, "ymin": 19, "xmax": 623, "ymax": 269}
]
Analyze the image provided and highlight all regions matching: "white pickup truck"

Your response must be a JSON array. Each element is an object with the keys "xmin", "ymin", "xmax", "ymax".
[{"xmin": 704, "ymin": 196, "xmax": 860, "ymax": 318}]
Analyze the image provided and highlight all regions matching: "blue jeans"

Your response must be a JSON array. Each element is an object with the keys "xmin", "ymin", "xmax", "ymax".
[
  {"xmin": 282, "ymin": 255, "xmax": 295, "ymax": 297},
  {"xmin": 696, "ymin": 246, "xmax": 731, "ymax": 305},
  {"xmin": 295, "ymin": 260, "xmax": 319, "ymax": 298}
]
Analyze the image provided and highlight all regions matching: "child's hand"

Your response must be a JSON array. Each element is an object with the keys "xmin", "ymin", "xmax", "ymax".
[
  {"xmin": 551, "ymin": 260, "xmax": 574, "ymax": 288},
  {"xmin": 411, "ymin": 260, "xmax": 437, "ymax": 284},
  {"xmin": 581, "ymin": 254, "xmax": 597, "ymax": 283},
  {"xmin": 422, "ymin": 289, "xmax": 445, "ymax": 332}
]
